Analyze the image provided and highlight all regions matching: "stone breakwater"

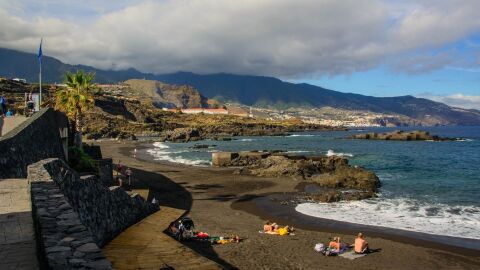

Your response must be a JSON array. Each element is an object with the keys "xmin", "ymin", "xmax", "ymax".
[
  {"xmin": 212, "ymin": 151, "xmax": 380, "ymax": 202},
  {"xmin": 28, "ymin": 158, "xmax": 159, "ymax": 269},
  {"xmin": 349, "ymin": 130, "xmax": 457, "ymax": 141}
]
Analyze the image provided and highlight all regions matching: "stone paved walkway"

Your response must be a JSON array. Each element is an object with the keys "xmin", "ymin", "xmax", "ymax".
[
  {"xmin": 103, "ymin": 206, "xmax": 222, "ymax": 270},
  {"xmin": 0, "ymin": 179, "xmax": 38, "ymax": 270}
]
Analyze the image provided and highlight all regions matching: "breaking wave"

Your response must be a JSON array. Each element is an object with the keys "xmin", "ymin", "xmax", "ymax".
[
  {"xmin": 295, "ymin": 198, "xmax": 480, "ymax": 239},
  {"xmin": 326, "ymin": 149, "xmax": 353, "ymax": 157},
  {"xmin": 147, "ymin": 142, "xmax": 211, "ymax": 166}
]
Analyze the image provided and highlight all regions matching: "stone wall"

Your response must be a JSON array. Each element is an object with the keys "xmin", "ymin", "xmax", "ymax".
[
  {"xmin": 0, "ymin": 108, "xmax": 68, "ymax": 178},
  {"xmin": 30, "ymin": 180, "xmax": 112, "ymax": 270},
  {"xmin": 28, "ymin": 158, "xmax": 159, "ymax": 247}
]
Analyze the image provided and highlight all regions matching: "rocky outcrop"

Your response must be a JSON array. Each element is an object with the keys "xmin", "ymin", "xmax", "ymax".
[
  {"xmin": 161, "ymin": 127, "xmax": 201, "ymax": 142},
  {"xmin": 350, "ymin": 130, "xmax": 457, "ymax": 141},
  {"xmin": 215, "ymin": 151, "xmax": 380, "ymax": 202}
]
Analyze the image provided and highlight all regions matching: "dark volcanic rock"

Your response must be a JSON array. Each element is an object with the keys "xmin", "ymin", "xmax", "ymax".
[
  {"xmin": 163, "ymin": 127, "xmax": 201, "ymax": 142},
  {"xmin": 349, "ymin": 130, "xmax": 457, "ymax": 141},
  {"xmin": 218, "ymin": 151, "xmax": 380, "ymax": 202}
]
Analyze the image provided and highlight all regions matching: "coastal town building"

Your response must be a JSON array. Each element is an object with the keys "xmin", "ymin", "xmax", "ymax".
[{"xmin": 162, "ymin": 107, "xmax": 229, "ymax": 115}]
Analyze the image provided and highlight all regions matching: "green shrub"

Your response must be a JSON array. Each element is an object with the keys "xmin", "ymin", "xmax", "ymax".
[{"xmin": 68, "ymin": 146, "xmax": 98, "ymax": 174}]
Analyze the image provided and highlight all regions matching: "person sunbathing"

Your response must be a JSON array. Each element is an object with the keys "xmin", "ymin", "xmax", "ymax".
[
  {"xmin": 263, "ymin": 221, "xmax": 279, "ymax": 232},
  {"xmin": 354, "ymin": 233, "xmax": 369, "ymax": 254},
  {"xmin": 328, "ymin": 237, "xmax": 341, "ymax": 252}
]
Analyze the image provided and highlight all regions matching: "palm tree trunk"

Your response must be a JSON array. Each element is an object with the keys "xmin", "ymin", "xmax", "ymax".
[{"xmin": 74, "ymin": 112, "xmax": 82, "ymax": 148}]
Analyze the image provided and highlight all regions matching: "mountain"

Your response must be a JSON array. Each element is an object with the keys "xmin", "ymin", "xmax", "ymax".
[
  {"xmin": 1, "ymin": 47, "xmax": 479, "ymax": 125},
  {"xmin": 0, "ymin": 48, "xmax": 153, "ymax": 83}
]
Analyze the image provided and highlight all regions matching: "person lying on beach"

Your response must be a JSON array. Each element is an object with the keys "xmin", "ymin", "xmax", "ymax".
[
  {"xmin": 210, "ymin": 235, "xmax": 241, "ymax": 244},
  {"xmin": 353, "ymin": 233, "xmax": 369, "ymax": 254},
  {"xmin": 262, "ymin": 222, "xmax": 294, "ymax": 235},
  {"xmin": 263, "ymin": 221, "xmax": 279, "ymax": 233}
]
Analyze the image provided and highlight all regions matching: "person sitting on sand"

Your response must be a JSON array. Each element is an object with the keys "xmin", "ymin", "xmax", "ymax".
[
  {"xmin": 328, "ymin": 237, "xmax": 341, "ymax": 252},
  {"xmin": 263, "ymin": 221, "xmax": 279, "ymax": 232},
  {"xmin": 354, "ymin": 233, "xmax": 369, "ymax": 254}
]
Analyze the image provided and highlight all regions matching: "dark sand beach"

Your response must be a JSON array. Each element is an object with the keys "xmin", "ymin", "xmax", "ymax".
[{"xmin": 95, "ymin": 140, "xmax": 480, "ymax": 270}]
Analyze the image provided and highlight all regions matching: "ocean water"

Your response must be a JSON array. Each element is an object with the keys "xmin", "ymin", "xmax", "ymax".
[{"xmin": 144, "ymin": 126, "xmax": 480, "ymax": 239}]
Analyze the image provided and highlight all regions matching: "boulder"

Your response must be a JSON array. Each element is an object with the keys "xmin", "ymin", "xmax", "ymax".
[{"xmin": 311, "ymin": 165, "xmax": 380, "ymax": 192}]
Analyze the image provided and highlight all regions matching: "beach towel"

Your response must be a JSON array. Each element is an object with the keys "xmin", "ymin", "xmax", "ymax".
[{"xmin": 338, "ymin": 250, "xmax": 367, "ymax": 260}]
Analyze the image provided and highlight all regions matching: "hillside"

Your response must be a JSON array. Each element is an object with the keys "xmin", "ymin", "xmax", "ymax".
[
  {"xmin": 0, "ymin": 78, "xmax": 325, "ymax": 140},
  {"xmin": 117, "ymin": 79, "xmax": 212, "ymax": 109},
  {"xmin": 1, "ymin": 48, "xmax": 479, "ymax": 125}
]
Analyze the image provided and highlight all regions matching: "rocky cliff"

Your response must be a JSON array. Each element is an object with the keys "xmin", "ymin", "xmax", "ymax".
[{"xmin": 122, "ymin": 79, "xmax": 211, "ymax": 109}]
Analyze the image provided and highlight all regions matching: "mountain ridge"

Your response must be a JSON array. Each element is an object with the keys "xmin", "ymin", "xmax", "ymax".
[{"xmin": 1, "ymin": 47, "xmax": 479, "ymax": 125}]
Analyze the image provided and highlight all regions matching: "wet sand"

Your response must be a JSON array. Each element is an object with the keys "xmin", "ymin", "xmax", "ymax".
[{"xmin": 95, "ymin": 140, "xmax": 480, "ymax": 270}]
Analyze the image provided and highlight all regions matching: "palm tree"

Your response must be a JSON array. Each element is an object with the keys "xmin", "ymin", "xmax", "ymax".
[{"xmin": 55, "ymin": 70, "xmax": 96, "ymax": 148}]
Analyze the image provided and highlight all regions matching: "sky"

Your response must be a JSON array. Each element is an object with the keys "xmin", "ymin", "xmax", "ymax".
[{"xmin": 0, "ymin": 0, "xmax": 479, "ymax": 109}]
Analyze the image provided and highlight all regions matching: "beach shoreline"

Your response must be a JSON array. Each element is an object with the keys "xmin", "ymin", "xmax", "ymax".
[{"xmin": 94, "ymin": 139, "xmax": 480, "ymax": 269}]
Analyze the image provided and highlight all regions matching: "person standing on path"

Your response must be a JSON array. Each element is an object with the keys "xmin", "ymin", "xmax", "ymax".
[
  {"xmin": 116, "ymin": 161, "xmax": 123, "ymax": 176},
  {"xmin": 0, "ymin": 94, "xmax": 6, "ymax": 116},
  {"xmin": 125, "ymin": 167, "xmax": 132, "ymax": 186}
]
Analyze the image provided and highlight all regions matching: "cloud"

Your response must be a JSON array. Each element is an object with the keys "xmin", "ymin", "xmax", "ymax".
[
  {"xmin": 419, "ymin": 93, "xmax": 480, "ymax": 110},
  {"xmin": 0, "ymin": 0, "xmax": 480, "ymax": 77}
]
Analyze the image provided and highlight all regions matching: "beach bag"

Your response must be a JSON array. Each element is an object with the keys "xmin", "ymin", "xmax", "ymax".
[{"xmin": 314, "ymin": 243, "xmax": 324, "ymax": 252}]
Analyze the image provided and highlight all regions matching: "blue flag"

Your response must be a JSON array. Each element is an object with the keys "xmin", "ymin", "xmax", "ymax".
[{"xmin": 38, "ymin": 38, "xmax": 43, "ymax": 64}]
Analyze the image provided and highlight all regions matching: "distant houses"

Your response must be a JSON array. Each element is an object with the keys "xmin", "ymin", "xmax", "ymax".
[{"xmin": 162, "ymin": 107, "xmax": 229, "ymax": 115}]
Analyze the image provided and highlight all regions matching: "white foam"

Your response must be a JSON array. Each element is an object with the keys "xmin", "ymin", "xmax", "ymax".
[
  {"xmin": 326, "ymin": 149, "xmax": 353, "ymax": 157},
  {"xmin": 456, "ymin": 138, "xmax": 474, "ymax": 142},
  {"xmin": 295, "ymin": 198, "xmax": 480, "ymax": 239},
  {"xmin": 152, "ymin": 142, "xmax": 170, "ymax": 149},
  {"xmin": 288, "ymin": 134, "xmax": 316, "ymax": 137},
  {"xmin": 287, "ymin": 150, "xmax": 311, "ymax": 153},
  {"xmin": 239, "ymin": 138, "xmax": 255, "ymax": 142},
  {"xmin": 147, "ymin": 145, "xmax": 210, "ymax": 167}
]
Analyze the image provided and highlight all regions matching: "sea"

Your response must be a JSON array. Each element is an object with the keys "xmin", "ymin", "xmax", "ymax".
[{"xmin": 143, "ymin": 126, "xmax": 480, "ymax": 240}]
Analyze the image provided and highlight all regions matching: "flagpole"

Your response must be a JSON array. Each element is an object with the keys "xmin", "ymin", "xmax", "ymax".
[
  {"xmin": 38, "ymin": 38, "xmax": 43, "ymax": 109},
  {"xmin": 39, "ymin": 57, "xmax": 42, "ymax": 108}
]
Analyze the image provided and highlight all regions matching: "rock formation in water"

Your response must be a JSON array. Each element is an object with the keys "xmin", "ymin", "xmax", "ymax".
[
  {"xmin": 213, "ymin": 151, "xmax": 380, "ymax": 202},
  {"xmin": 349, "ymin": 130, "xmax": 457, "ymax": 141}
]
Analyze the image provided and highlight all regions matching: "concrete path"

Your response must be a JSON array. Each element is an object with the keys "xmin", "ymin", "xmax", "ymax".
[
  {"xmin": 0, "ymin": 116, "xmax": 28, "ymax": 137},
  {"xmin": 103, "ymin": 206, "xmax": 222, "ymax": 270},
  {"xmin": 0, "ymin": 179, "xmax": 38, "ymax": 270}
]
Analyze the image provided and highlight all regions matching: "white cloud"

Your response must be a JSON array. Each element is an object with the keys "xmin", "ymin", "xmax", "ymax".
[
  {"xmin": 0, "ymin": 0, "xmax": 479, "ymax": 77},
  {"xmin": 419, "ymin": 93, "xmax": 480, "ymax": 110}
]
